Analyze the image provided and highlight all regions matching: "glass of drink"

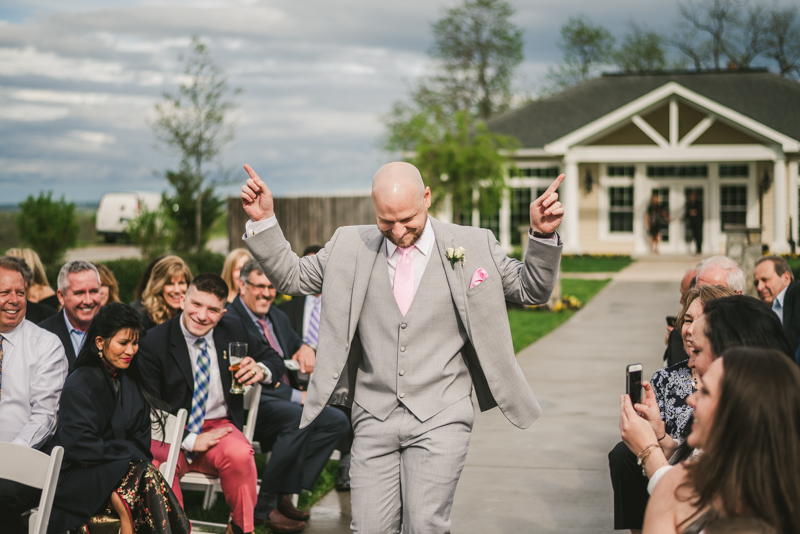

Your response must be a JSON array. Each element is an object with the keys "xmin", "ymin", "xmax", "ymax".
[{"xmin": 229, "ymin": 342, "xmax": 248, "ymax": 394}]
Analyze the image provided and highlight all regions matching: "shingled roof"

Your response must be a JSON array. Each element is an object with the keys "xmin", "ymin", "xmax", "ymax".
[{"xmin": 487, "ymin": 70, "xmax": 800, "ymax": 149}]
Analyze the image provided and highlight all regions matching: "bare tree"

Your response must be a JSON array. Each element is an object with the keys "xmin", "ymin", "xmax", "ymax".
[
  {"xmin": 677, "ymin": 0, "xmax": 741, "ymax": 70},
  {"xmin": 764, "ymin": 6, "xmax": 800, "ymax": 78},
  {"xmin": 722, "ymin": 3, "xmax": 770, "ymax": 68},
  {"xmin": 151, "ymin": 36, "xmax": 240, "ymax": 251}
]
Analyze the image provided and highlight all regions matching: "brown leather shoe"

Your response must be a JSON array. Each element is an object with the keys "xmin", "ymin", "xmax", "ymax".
[
  {"xmin": 277, "ymin": 494, "xmax": 311, "ymax": 521},
  {"xmin": 253, "ymin": 509, "xmax": 306, "ymax": 533}
]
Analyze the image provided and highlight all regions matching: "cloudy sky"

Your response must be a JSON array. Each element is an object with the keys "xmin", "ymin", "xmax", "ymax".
[{"xmin": 0, "ymin": 0, "xmax": 776, "ymax": 204}]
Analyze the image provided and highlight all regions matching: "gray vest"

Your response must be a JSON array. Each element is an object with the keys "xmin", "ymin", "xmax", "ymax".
[{"xmin": 353, "ymin": 243, "xmax": 472, "ymax": 422}]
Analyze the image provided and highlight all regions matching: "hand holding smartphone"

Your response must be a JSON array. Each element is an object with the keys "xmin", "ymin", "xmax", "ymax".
[{"xmin": 626, "ymin": 363, "xmax": 643, "ymax": 406}]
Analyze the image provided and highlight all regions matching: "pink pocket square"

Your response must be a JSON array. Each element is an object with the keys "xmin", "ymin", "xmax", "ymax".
[{"xmin": 469, "ymin": 268, "xmax": 488, "ymax": 289}]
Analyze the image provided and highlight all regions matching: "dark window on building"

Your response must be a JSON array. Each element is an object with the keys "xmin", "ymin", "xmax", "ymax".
[
  {"xmin": 607, "ymin": 166, "xmax": 635, "ymax": 177},
  {"xmin": 609, "ymin": 187, "xmax": 634, "ymax": 233},
  {"xmin": 510, "ymin": 188, "xmax": 532, "ymax": 245},
  {"xmin": 480, "ymin": 210, "xmax": 500, "ymax": 241},
  {"xmin": 719, "ymin": 165, "xmax": 748, "ymax": 177},
  {"xmin": 720, "ymin": 185, "xmax": 747, "ymax": 229},
  {"xmin": 509, "ymin": 166, "xmax": 560, "ymax": 178},
  {"xmin": 647, "ymin": 165, "xmax": 708, "ymax": 178}
]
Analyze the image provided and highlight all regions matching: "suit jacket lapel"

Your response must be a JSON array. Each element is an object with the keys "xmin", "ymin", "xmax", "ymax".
[
  {"xmin": 348, "ymin": 231, "xmax": 383, "ymax": 343},
  {"xmin": 430, "ymin": 218, "xmax": 469, "ymax": 334},
  {"xmin": 169, "ymin": 317, "xmax": 194, "ymax": 390}
]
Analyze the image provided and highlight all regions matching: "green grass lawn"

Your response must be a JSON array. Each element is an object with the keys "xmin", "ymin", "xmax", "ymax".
[
  {"xmin": 184, "ymin": 456, "xmax": 339, "ymax": 533},
  {"xmin": 560, "ymin": 254, "xmax": 634, "ymax": 273},
  {"xmin": 508, "ymin": 278, "xmax": 610, "ymax": 353}
]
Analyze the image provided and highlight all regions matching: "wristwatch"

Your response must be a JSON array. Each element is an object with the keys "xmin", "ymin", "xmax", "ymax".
[{"xmin": 532, "ymin": 230, "xmax": 555, "ymax": 239}]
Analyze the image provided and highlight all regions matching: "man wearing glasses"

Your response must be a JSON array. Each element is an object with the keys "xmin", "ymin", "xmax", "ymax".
[{"xmin": 226, "ymin": 259, "xmax": 349, "ymax": 533}]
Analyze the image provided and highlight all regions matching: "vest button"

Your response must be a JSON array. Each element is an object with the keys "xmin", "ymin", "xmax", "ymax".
[
  {"xmin": 333, "ymin": 372, "xmax": 339, "ymax": 379},
  {"xmin": 399, "ymin": 370, "xmax": 405, "ymax": 376},
  {"xmin": 399, "ymin": 392, "xmax": 405, "ymax": 398},
  {"xmin": 401, "ymin": 323, "xmax": 407, "ymax": 329},
  {"xmin": 400, "ymin": 346, "xmax": 406, "ymax": 352}
]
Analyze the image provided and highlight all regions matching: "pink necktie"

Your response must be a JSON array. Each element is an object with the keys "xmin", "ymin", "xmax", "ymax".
[{"xmin": 393, "ymin": 247, "xmax": 414, "ymax": 316}]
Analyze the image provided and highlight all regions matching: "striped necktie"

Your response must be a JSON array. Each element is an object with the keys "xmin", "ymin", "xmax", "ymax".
[
  {"xmin": 0, "ymin": 335, "xmax": 4, "ymax": 398},
  {"xmin": 304, "ymin": 297, "xmax": 321, "ymax": 346},
  {"xmin": 186, "ymin": 338, "xmax": 211, "ymax": 438}
]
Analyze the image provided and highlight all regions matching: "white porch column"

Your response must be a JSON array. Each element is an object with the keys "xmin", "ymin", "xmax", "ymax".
[
  {"xmin": 562, "ymin": 159, "xmax": 581, "ymax": 253},
  {"xmin": 772, "ymin": 157, "xmax": 790, "ymax": 253},
  {"xmin": 789, "ymin": 161, "xmax": 799, "ymax": 246},
  {"xmin": 499, "ymin": 188, "xmax": 511, "ymax": 252},
  {"xmin": 633, "ymin": 163, "xmax": 649, "ymax": 255}
]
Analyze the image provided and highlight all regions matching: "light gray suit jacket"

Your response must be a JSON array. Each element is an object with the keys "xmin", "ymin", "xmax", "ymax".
[{"xmin": 245, "ymin": 216, "xmax": 562, "ymax": 429}]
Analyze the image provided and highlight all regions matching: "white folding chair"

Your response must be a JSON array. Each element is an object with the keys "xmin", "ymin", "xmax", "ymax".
[
  {"xmin": 181, "ymin": 383, "xmax": 262, "ymax": 510},
  {"xmin": 0, "ymin": 442, "xmax": 64, "ymax": 534},
  {"xmin": 151, "ymin": 408, "xmax": 188, "ymax": 486}
]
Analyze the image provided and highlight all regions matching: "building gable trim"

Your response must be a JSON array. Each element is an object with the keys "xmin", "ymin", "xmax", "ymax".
[{"xmin": 543, "ymin": 81, "xmax": 800, "ymax": 154}]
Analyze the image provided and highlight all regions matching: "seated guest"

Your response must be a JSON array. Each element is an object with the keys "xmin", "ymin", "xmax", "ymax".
[
  {"xmin": 695, "ymin": 255, "xmax": 745, "ymax": 293},
  {"xmin": 94, "ymin": 263, "xmax": 121, "ymax": 306},
  {"xmin": 619, "ymin": 296, "xmax": 793, "ymax": 517},
  {"xmin": 40, "ymin": 261, "xmax": 103, "ymax": 369},
  {"xmin": 138, "ymin": 274, "xmax": 285, "ymax": 534},
  {"xmin": 47, "ymin": 303, "xmax": 190, "ymax": 534},
  {"xmin": 5, "ymin": 248, "xmax": 59, "ymax": 309},
  {"xmin": 140, "ymin": 255, "xmax": 193, "ymax": 330},
  {"xmin": 227, "ymin": 259, "xmax": 349, "ymax": 532},
  {"xmin": 753, "ymin": 255, "xmax": 800, "ymax": 355},
  {"xmin": 222, "ymin": 248, "xmax": 253, "ymax": 304},
  {"xmin": 0, "ymin": 257, "xmax": 68, "ymax": 533},
  {"xmin": 3, "ymin": 256, "xmax": 57, "ymax": 324},
  {"xmin": 276, "ymin": 245, "xmax": 355, "ymax": 491},
  {"xmin": 663, "ymin": 266, "xmax": 699, "ymax": 367},
  {"xmin": 610, "ymin": 285, "xmax": 734, "ymax": 532},
  {"xmin": 641, "ymin": 348, "xmax": 800, "ymax": 533}
]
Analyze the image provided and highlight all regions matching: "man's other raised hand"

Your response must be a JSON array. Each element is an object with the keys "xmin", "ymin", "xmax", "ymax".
[
  {"xmin": 241, "ymin": 164, "xmax": 274, "ymax": 222},
  {"xmin": 529, "ymin": 173, "xmax": 565, "ymax": 236}
]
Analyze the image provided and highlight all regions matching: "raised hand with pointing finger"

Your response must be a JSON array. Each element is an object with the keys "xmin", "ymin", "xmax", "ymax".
[
  {"xmin": 241, "ymin": 164, "xmax": 274, "ymax": 222},
  {"xmin": 530, "ymin": 173, "xmax": 565, "ymax": 236}
]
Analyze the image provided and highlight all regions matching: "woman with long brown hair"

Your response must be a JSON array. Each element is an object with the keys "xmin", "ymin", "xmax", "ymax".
[
  {"xmin": 140, "ymin": 256, "xmax": 193, "ymax": 330},
  {"xmin": 642, "ymin": 347, "xmax": 800, "ymax": 533},
  {"xmin": 221, "ymin": 248, "xmax": 252, "ymax": 303}
]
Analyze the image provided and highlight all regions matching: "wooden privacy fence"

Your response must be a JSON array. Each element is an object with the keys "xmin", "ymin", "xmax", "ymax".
[{"xmin": 228, "ymin": 196, "xmax": 375, "ymax": 255}]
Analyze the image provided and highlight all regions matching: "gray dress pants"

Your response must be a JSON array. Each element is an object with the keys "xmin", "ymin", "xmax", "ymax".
[{"xmin": 349, "ymin": 395, "xmax": 474, "ymax": 534}]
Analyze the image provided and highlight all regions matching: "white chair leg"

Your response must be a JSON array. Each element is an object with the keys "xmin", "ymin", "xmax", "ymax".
[{"xmin": 203, "ymin": 485, "xmax": 215, "ymax": 509}]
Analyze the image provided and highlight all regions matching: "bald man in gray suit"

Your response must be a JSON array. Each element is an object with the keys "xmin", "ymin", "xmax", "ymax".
[{"xmin": 240, "ymin": 162, "xmax": 564, "ymax": 533}]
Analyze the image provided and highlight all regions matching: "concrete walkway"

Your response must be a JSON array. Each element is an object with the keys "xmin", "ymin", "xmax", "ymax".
[{"xmin": 305, "ymin": 257, "xmax": 695, "ymax": 533}]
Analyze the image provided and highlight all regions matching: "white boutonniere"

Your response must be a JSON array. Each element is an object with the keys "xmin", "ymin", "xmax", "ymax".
[{"xmin": 445, "ymin": 246, "xmax": 466, "ymax": 268}]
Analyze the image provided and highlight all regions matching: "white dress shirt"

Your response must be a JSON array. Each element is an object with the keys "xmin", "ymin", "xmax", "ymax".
[
  {"xmin": 179, "ymin": 319, "xmax": 229, "ymax": 451},
  {"xmin": 0, "ymin": 319, "xmax": 67, "ymax": 448},
  {"xmin": 384, "ymin": 217, "xmax": 435, "ymax": 294},
  {"xmin": 773, "ymin": 286, "xmax": 788, "ymax": 324}
]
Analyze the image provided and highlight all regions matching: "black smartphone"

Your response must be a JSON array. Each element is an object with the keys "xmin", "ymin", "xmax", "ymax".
[
  {"xmin": 626, "ymin": 364, "xmax": 643, "ymax": 405},
  {"xmin": 666, "ymin": 316, "xmax": 676, "ymax": 328}
]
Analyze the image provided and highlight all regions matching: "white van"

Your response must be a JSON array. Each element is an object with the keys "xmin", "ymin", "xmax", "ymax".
[{"xmin": 96, "ymin": 192, "xmax": 162, "ymax": 242}]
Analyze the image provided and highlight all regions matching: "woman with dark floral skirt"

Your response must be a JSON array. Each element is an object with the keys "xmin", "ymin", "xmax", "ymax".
[{"xmin": 47, "ymin": 303, "xmax": 190, "ymax": 534}]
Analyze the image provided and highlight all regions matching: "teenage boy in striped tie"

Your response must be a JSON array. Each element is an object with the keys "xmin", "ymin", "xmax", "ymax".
[{"xmin": 139, "ymin": 274, "xmax": 285, "ymax": 534}]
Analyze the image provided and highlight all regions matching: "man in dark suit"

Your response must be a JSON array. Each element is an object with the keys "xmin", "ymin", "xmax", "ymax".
[
  {"xmin": 138, "ymin": 273, "xmax": 285, "ymax": 534},
  {"xmin": 227, "ymin": 260, "xmax": 349, "ymax": 531},
  {"xmin": 275, "ymin": 244, "xmax": 355, "ymax": 492},
  {"xmin": 754, "ymin": 255, "xmax": 800, "ymax": 356},
  {"xmin": 39, "ymin": 261, "xmax": 102, "ymax": 369}
]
